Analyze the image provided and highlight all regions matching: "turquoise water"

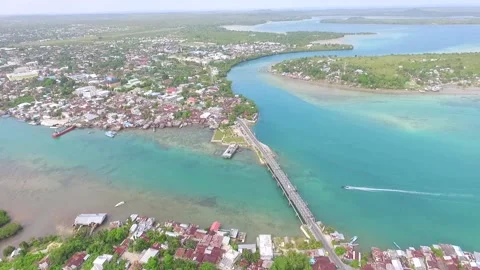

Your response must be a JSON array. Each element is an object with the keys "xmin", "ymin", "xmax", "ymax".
[
  {"xmin": 228, "ymin": 21, "xmax": 480, "ymax": 250},
  {"xmin": 2, "ymin": 21, "xmax": 480, "ymax": 250}
]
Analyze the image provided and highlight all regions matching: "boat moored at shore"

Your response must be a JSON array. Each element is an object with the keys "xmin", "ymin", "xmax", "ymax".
[
  {"xmin": 52, "ymin": 126, "xmax": 76, "ymax": 138},
  {"xmin": 105, "ymin": 131, "xmax": 117, "ymax": 138}
]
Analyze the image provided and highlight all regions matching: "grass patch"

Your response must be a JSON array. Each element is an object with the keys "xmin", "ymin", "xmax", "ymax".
[
  {"xmin": 213, "ymin": 127, "xmax": 246, "ymax": 145},
  {"xmin": 212, "ymin": 129, "xmax": 225, "ymax": 141}
]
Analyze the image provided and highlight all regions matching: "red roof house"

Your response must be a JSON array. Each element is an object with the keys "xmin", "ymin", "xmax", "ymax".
[
  {"xmin": 209, "ymin": 221, "xmax": 221, "ymax": 233},
  {"xmin": 63, "ymin": 251, "xmax": 88, "ymax": 270},
  {"xmin": 312, "ymin": 256, "xmax": 337, "ymax": 270}
]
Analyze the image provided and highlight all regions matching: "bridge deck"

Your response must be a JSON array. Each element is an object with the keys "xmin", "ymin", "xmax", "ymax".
[{"xmin": 237, "ymin": 119, "xmax": 348, "ymax": 270}]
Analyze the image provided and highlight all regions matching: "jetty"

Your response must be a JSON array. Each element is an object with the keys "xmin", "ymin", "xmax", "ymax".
[
  {"xmin": 237, "ymin": 118, "xmax": 349, "ymax": 270},
  {"xmin": 222, "ymin": 143, "xmax": 239, "ymax": 159}
]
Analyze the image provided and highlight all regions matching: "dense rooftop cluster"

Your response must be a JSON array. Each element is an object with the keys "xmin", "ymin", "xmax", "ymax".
[
  {"xmin": 0, "ymin": 213, "xmax": 336, "ymax": 270},
  {"xmin": 0, "ymin": 34, "xmax": 270, "ymax": 130}
]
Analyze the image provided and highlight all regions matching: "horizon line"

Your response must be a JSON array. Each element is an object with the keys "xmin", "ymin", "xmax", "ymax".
[{"xmin": 2, "ymin": 5, "xmax": 480, "ymax": 17}]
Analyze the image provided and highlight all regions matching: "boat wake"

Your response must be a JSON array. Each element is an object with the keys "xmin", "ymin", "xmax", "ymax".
[{"xmin": 344, "ymin": 186, "xmax": 471, "ymax": 198}]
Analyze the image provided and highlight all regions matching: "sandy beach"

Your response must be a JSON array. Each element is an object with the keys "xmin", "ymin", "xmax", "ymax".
[
  {"xmin": 265, "ymin": 71, "xmax": 480, "ymax": 97},
  {"xmin": 222, "ymin": 25, "xmax": 257, "ymax": 32}
]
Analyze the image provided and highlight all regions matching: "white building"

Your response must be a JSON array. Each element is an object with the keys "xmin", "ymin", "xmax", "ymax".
[
  {"xmin": 7, "ymin": 69, "xmax": 38, "ymax": 81},
  {"xmin": 219, "ymin": 248, "xmax": 241, "ymax": 270},
  {"xmin": 74, "ymin": 213, "xmax": 107, "ymax": 226},
  {"xmin": 411, "ymin": 257, "xmax": 426, "ymax": 270},
  {"xmin": 391, "ymin": 259, "xmax": 403, "ymax": 270},
  {"xmin": 92, "ymin": 254, "xmax": 113, "ymax": 270},
  {"xmin": 474, "ymin": 252, "xmax": 480, "ymax": 265},
  {"xmin": 139, "ymin": 248, "xmax": 159, "ymax": 264},
  {"xmin": 257, "ymin": 234, "xmax": 274, "ymax": 261},
  {"xmin": 74, "ymin": 86, "xmax": 109, "ymax": 99}
]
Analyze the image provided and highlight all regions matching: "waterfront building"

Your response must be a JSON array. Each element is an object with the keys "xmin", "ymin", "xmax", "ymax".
[
  {"xmin": 74, "ymin": 213, "xmax": 107, "ymax": 226},
  {"xmin": 210, "ymin": 221, "xmax": 221, "ymax": 233},
  {"xmin": 257, "ymin": 234, "xmax": 274, "ymax": 261}
]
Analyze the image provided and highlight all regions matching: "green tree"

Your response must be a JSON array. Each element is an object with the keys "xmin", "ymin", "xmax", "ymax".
[
  {"xmin": 3, "ymin": 245, "xmax": 15, "ymax": 257},
  {"xmin": 19, "ymin": 241, "xmax": 30, "ymax": 251},
  {"xmin": 163, "ymin": 253, "xmax": 174, "ymax": 269},
  {"xmin": 173, "ymin": 259, "xmax": 197, "ymax": 270},
  {"xmin": 432, "ymin": 247, "xmax": 444, "ymax": 257},
  {"xmin": 185, "ymin": 239, "xmax": 197, "ymax": 249},
  {"xmin": 271, "ymin": 251, "xmax": 310, "ymax": 270},
  {"xmin": 132, "ymin": 238, "xmax": 150, "ymax": 252},
  {"xmin": 335, "ymin": 246, "xmax": 347, "ymax": 256},
  {"xmin": 0, "ymin": 223, "xmax": 23, "ymax": 240},
  {"xmin": 199, "ymin": 262, "xmax": 217, "ymax": 270},
  {"xmin": 42, "ymin": 78, "xmax": 56, "ymax": 87},
  {"xmin": 0, "ymin": 210, "xmax": 10, "ymax": 226},
  {"xmin": 242, "ymin": 250, "xmax": 260, "ymax": 264},
  {"xmin": 144, "ymin": 256, "xmax": 160, "ymax": 270}
]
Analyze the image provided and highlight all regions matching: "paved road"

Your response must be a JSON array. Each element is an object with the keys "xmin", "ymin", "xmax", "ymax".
[{"xmin": 237, "ymin": 119, "xmax": 348, "ymax": 270}]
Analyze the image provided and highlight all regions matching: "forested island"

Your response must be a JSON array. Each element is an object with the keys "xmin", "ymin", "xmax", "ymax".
[
  {"xmin": 321, "ymin": 17, "xmax": 480, "ymax": 25},
  {"xmin": 271, "ymin": 53, "xmax": 480, "ymax": 91}
]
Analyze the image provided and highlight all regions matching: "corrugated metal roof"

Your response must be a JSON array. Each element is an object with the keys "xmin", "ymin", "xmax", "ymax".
[{"xmin": 74, "ymin": 213, "xmax": 107, "ymax": 226}]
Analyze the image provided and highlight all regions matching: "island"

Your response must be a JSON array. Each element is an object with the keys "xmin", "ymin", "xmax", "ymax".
[
  {"xmin": 270, "ymin": 53, "xmax": 480, "ymax": 93},
  {"xmin": 321, "ymin": 17, "xmax": 480, "ymax": 25}
]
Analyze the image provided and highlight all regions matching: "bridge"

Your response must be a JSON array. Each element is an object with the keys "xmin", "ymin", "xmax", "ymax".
[{"xmin": 237, "ymin": 118, "xmax": 348, "ymax": 270}]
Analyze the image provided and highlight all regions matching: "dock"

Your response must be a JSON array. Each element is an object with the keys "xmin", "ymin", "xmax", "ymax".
[
  {"xmin": 222, "ymin": 143, "xmax": 239, "ymax": 159},
  {"xmin": 236, "ymin": 118, "xmax": 349, "ymax": 270}
]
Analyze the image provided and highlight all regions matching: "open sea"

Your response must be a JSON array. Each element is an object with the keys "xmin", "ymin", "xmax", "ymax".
[{"xmin": 2, "ymin": 19, "xmax": 480, "ymax": 251}]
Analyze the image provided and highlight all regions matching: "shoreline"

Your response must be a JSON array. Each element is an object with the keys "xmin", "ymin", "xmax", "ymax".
[
  {"xmin": 267, "ymin": 70, "xmax": 480, "ymax": 96},
  {"xmin": 0, "ymin": 153, "xmax": 299, "ymax": 252}
]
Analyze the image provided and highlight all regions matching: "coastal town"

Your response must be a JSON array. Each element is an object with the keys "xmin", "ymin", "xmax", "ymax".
[
  {"xmin": 1, "ymin": 210, "xmax": 480, "ymax": 270},
  {"xmin": 1, "ymin": 9, "xmax": 480, "ymax": 270},
  {"xmin": 0, "ymin": 18, "xmax": 354, "ymax": 138},
  {"xmin": 0, "ymin": 36, "xmax": 268, "ymax": 133}
]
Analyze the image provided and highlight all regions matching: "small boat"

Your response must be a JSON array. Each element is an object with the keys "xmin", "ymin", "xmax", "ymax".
[
  {"xmin": 394, "ymin": 242, "xmax": 401, "ymax": 250},
  {"xmin": 105, "ymin": 131, "xmax": 117, "ymax": 138},
  {"xmin": 342, "ymin": 186, "xmax": 353, "ymax": 190},
  {"xmin": 115, "ymin": 201, "xmax": 125, "ymax": 208},
  {"xmin": 349, "ymin": 236, "xmax": 358, "ymax": 244}
]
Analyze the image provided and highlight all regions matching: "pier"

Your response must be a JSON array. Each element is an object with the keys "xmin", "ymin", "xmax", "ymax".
[
  {"xmin": 237, "ymin": 118, "xmax": 349, "ymax": 270},
  {"xmin": 222, "ymin": 143, "xmax": 239, "ymax": 159}
]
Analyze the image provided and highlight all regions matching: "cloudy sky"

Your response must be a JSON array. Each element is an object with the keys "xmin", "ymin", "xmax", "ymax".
[{"xmin": 1, "ymin": 0, "xmax": 479, "ymax": 15}]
